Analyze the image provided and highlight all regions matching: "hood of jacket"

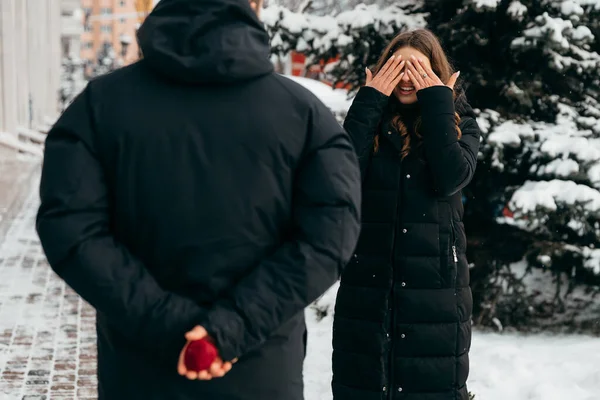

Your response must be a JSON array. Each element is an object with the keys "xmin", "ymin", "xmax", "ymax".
[{"xmin": 137, "ymin": 0, "xmax": 274, "ymax": 84}]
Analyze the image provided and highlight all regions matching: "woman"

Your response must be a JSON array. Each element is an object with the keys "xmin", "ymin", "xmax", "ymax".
[{"xmin": 332, "ymin": 29, "xmax": 481, "ymax": 400}]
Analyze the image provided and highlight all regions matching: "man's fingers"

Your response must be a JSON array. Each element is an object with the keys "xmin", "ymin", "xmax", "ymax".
[
  {"xmin": 186, "ymin": 370, "xmax": 199, "ymax": 380},
  {"xmin": 210, "ymin": 367, "xmax": 226, "ymax": 378},
  {"xmin": 178, "ymin": 336, "xmax": 234, "ymax": 380},
  {"xmin": 446, "ymin": 71, "xmax": 460, "ymax": 89},
  {"xmin": 198, "ymin": 370, "xmax": 213, "ymax": 380},
  {"xmin": 209, "ymin": 359, "xmax": 225, "ymax": 376},
  {"xmin": 185, "ymin": 325, "xmax": 207, "ymax": 341}
]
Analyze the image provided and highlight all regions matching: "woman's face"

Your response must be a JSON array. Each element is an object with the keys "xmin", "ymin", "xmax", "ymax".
[{"xmin": 392, "ymin": 46, "xmax": 432, "ymax": 105}]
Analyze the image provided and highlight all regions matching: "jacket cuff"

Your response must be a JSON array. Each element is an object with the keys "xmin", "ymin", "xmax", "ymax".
[
  {"xmin": 417, "ymin": 86, "xmax": 455, "ymax": 116},
  {"xmin": 418, "ymin": 86, "xmax": 458, "ymax": 147},
  {"xmin": 353, "ymin": 86, "xmax": 390, "ymax": 109},
  {"xmin": 201, "ymin": 303, "xmax": 245, "ymax": 362}
]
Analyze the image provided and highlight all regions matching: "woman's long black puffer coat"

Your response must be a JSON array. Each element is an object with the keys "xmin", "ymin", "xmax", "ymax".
[{"xmin": 332, "ymin": 85, "xmax": 482, "ymax": 400}]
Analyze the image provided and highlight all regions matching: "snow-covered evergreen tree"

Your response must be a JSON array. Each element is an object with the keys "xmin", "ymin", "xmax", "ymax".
[{"xmin": 421, "ymin": 0, "xmax": 600, "ymax": 331}]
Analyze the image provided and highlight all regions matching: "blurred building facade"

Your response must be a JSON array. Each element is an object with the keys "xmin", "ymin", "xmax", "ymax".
[
  {"xmin": 62, "ymin": 0, "xmax": 85, "ymax": 58},
  {"xmin": 80, "ymin": 0, "xmax": 156, "ymax": 72},
  {"xmin": 0, "ymin": 0, "xmax": 61, "ymax": 142}
]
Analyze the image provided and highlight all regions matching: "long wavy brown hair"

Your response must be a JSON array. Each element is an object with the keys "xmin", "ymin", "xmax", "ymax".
[{"xmin": 372, "ymin": 29, "xmax": 462, "ymax": 158}]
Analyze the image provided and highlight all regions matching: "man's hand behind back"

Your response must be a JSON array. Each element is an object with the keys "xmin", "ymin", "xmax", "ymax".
[{"xmin": 177, "ymin": 326, "xmax": 236, "ymax": 380}]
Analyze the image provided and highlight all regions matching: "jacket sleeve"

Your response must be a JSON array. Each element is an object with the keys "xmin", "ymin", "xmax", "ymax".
[
  {"xmin": 199, "ymin": 101, "xmax": 362, "ymax": 362},
  {"xmin": 417, "ymin": 86, "xmax": 481, "ymax": 197},
  {"xmin": 36, "ymin": 86, "xmax": 205, "ymax": 364},
  {"xmin": 343, "ymin": 86, "xmax": 389, "ymax": 180}
]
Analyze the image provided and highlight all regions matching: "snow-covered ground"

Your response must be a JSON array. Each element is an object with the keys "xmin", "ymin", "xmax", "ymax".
[
  {"xmin": 304, "ymin": 283, "xmax": 600, "ymax": 400},
  {"xmin": 281, "ymin": 75, "xmax": 353, "ymax": 119}
]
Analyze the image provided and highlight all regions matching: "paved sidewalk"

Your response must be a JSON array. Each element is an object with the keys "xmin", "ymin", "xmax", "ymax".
[{"xmin": 0, "ymin": 179, "xmax": 98, "ymax": 400}]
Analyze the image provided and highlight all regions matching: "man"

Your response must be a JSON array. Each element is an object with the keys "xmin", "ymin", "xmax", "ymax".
[{"xmin": 36, "ymin": 0, "xmax": 361, "ymax": 399}]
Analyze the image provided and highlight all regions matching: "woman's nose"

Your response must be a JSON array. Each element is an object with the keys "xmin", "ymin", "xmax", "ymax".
[{"xmin": 401, "ymin": 72, "xmax": 411, "ymax": 82}]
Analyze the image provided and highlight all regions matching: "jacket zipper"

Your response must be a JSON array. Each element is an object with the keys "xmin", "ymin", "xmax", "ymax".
[{"xmin": 450, "ymin": 218, "xmax": 458, "ymax": 285}]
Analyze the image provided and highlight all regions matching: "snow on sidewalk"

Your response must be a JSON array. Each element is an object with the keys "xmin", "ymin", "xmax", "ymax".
[
  {"xmin": 0, "ymin": 184, "xmax": 97, "ymax": 400},
  {"xmin": 0, "ymin": 182, "xmax": 598, "ymax": 400}
]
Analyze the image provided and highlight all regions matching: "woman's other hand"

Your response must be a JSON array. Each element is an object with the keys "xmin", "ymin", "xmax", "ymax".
[{"xmin": 405, "ymin": 55, "xmax": 460, "ymax": 92}]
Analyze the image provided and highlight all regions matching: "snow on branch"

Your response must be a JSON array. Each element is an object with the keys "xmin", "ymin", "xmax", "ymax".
[{"xmin": 509, "ymin": 179, "xmax": 600, "ymax": 215}]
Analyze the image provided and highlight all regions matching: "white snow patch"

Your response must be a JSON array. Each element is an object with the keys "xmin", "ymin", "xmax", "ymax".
[
  {"xmin": 565, "ymin": 0, "xmax": 600, "ymax": 10},
  {"xmin": 540, "ymin": 135, "xmax": 600, "ymax": 161},
  {"xmin": 589, "ymin": 162, "xmax": 600, "ymax": 188},
  {"xmin": 335, "ymin": 4, "xmax": 426, "ymax": 32},
  {"xmin": 507, "ymin": 1, "xmax": 528, "ymax": 19},
  {"xmin": 262, "ymin": 6, "xmax": 310, "ymax": 34},
  {"xmin": 561, "ymin": 0, "xmax": 586, "ymax": 15},
  {"xmin": 281, "ymin": 75, "xmax": 353, "ymax": 115},
  {"xmin": 582, "ymin": 247, "xmax": 600, "ymax": 274},
  {"xmin": 522, "ymin": 13, "xmax": 572, "ymax": 49},
  {"xmin": 538, "ymin": 158, "xmax": 579, "ymax": 177},
  {"xmin": 571, "ymin": 25, "xmax": 594, "ymax": 42},
  {"xmin": 487, "ymin": 120, "xmax": 534, "ymax": 147},
  {"xmin": 472, "ymin": 0, "xmax": 501, "ymax": 9},
  {"xmin": 509, "ymin": 179, "xmax": 600, "ymax": 214},
  {"xmin": 476, "ymin": 109, "xmax": 501, "ymax": 134}
]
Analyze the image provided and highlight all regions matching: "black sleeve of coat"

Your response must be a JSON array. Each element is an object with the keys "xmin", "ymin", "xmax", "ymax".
[
  {"xmin": 342, "ymin": 86, "xmax": 389, "ymax": 180},
  {"xmin": 36, "ymin": 86, "xmax": 205, "ymax": 364},
  {"xmin": 200, "ymin": 101, "xmax": 362, "ymax": 362},
  {"xmin": 417, "ymin": 86, "xmax": 481, "ymax": 196}
]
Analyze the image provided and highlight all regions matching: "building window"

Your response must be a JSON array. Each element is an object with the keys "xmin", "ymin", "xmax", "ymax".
[
  {"xmin": 101, "ymin": 7, "xmax": 112, "ymax": 15},
  {"xmin": 84, "ymin": 42, "xmax": 93, "ymax": 50},
  {"xmin": 120, "ymin": 18, "xmax": 126, "ymax": 24},
  {"xmin": 119, "ymin": 0, "xmax": 126, "ymax": 7},
  {"xmin": 101, "ymin": 25, "xmax": 112, "ymax": 33},
  {"xmin": 84, "ymin": 24, "xmax": 92, "ymax": 32}
]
